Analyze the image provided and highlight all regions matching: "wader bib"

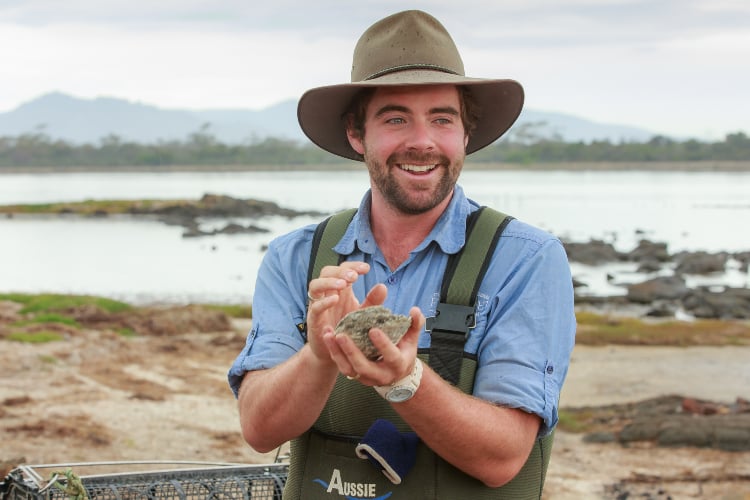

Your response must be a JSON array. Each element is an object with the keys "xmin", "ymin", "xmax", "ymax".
[{"xmin": 286, "ymin": 208, "xmax": 554, "ymax": 499}]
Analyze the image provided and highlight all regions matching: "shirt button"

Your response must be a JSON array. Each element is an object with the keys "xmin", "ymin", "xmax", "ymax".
[
  {"xmin": 546, "ymin": 365, "xmax": 554, "ymax": 374},
  {"xmin": 387, "ymin": 275, "xmax": 398, "ymax": 284}
]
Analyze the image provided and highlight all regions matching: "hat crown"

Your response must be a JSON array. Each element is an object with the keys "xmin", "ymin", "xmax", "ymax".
[{"xmin": 351, "ymin": 10, "xmax": 465, "ymax": 82}]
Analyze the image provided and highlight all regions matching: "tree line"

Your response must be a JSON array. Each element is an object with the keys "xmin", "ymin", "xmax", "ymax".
[{"xmin": 1, "ymin": 126, "xmax": 748, "ymax": 168}]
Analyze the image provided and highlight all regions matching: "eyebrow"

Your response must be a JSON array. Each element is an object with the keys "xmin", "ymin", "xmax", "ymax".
[{"xmin": 374, "ymin": 105, "xmax": 460, "ymax": 118}]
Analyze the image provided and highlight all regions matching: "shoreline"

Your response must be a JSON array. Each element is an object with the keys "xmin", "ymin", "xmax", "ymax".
[{"xmin": 1, "ymin": 160, "xmax": 750, "ymax": 174}]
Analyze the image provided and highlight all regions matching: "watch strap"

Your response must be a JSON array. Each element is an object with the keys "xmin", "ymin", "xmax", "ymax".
[{"xmin": 374, "ymin": 358, "xmax": 423, "ymax": 401}]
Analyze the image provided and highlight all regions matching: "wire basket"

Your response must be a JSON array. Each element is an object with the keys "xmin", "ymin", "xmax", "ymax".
[{"xmin": 0, "ymin": 462, "xmax": 289, "ymax": 500}]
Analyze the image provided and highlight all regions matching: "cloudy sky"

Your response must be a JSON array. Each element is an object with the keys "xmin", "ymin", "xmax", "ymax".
[{"xmin": 1, "ymin": 0, "xmax": 748, "ymax": 140}]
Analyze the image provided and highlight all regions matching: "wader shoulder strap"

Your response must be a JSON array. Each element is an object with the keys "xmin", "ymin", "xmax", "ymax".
[
  {"xmin": 307, "ymin": 208, "xmax": 358, "ymax": 285},
  {"xmin": 425, "ymin": 207, "xmax": 513, "ymax": 385}
]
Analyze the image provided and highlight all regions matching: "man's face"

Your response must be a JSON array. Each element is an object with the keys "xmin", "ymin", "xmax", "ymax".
[{"xmin": 347, "ymin": 85, "xmax": 469, "ymax": 215}]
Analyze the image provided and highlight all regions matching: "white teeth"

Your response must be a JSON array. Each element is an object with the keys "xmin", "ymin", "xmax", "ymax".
[{"xmin": 400, "ymin": 164, "xmax": 435, "ymax": 173}]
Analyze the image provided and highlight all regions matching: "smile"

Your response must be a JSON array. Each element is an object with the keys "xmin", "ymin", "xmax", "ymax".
[{"xmin": 399, "ymin": 164, "xmax": 437, "ymax": 173}]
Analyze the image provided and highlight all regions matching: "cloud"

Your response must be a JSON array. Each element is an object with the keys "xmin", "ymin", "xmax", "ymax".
[{"xmin": 0, "ymin": 0, "xmax": 748, "ymax": 138}]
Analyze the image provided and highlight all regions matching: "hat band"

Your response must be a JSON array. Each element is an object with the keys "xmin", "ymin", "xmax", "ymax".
[{"xmin": 363, "ymin": 63, "xmax": 461, "ymax": 81}]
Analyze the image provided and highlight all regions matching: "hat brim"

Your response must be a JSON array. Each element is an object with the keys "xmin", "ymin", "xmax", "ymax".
[{"xmin": 297, "ymin": 70, "xmax": 524, "ymax": 161}]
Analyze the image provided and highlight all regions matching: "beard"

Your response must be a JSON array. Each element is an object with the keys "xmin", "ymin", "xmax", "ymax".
[{"xmin": 365, "ymin": 150, "xmax": 463, "ymax": 215}]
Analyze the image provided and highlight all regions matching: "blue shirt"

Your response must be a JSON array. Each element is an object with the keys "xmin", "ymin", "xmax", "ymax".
[{"xmin": 228, "ymin": 185, "xmax": 576, "ymax": 435}]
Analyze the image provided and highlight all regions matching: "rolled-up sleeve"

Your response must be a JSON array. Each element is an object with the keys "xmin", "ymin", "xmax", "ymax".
[
  {"xmin": 227, "ymin": 226, "xmax": 314, "ymax": 397},
  {"xmin": 471, "ymin": 226, "xmax": 576, "ymax": 436}
]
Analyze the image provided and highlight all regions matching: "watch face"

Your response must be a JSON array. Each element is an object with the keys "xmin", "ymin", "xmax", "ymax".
[{"xmin": 387, "ymin": 386, "xmax": 415, "ymax": 403}]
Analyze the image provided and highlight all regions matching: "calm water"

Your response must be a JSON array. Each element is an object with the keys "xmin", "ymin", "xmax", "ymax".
[{"xmin": 0, "ymin": 169, "xmax": 748, "ymax": 304}]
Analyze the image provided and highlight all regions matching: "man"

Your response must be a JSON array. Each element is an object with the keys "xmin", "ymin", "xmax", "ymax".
[{"xmin": 228, "ymin": 10, "xmax": 575, "ymax": 499}]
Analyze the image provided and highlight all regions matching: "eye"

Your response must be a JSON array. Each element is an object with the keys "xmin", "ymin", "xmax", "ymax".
[{"xmin": 386, "ymin": 117, "xmax": 406, "ymax": 125}]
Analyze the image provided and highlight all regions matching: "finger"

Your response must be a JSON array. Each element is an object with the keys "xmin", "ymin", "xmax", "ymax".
[
  {"xmin": 324, "ymin": 330, "xmax": 360, "ymax": 376},
  {"xmin": 403, "ymin": 306, "xmax": 425, "ymax": 345},
  {"xmin": 307, "ymin": 277, "xmax": 348, "ymax": 301},
  {"xmin": 318, "ymin": 261, "xmax": 369, "ymax": 280},
  {"xmin": 360, "ymin": 283, "xmax": 388, "ymax": 308}
]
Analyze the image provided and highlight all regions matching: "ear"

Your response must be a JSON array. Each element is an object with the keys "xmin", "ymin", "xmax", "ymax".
[
  {"xmin": 345, "ymin": 118, "xmax": 365, "ymax": 156},
  {"xmin": 463, "ymin": 133, "xmax": 469, "ymax": 150}
]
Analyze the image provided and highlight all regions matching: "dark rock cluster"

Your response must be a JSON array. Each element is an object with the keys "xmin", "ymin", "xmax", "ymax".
[
  {"xmin": 138, "ymin": 193, "xmax": 325, "ymax": 238},
  {"xmin": 565, "ymin": 239, "xmax": 750, "ymax": 319},
  {"xmin": 570, "ymin": 394, "xmax": 750, "ymax": 452}
]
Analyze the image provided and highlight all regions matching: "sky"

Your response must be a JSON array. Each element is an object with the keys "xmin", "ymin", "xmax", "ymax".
[{"xmin": 1, "ymin": 0, "xmax": 748, "ymax": 140}]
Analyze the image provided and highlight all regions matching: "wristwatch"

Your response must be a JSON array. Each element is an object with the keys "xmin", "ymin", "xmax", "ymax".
[{"xmin": 374, "ymin": 358, "xmax": 423, "ymax": 403}]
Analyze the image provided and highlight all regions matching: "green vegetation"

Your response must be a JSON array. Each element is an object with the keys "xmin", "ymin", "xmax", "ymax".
[
  {"xmin": 0, "ymin": 293, "xmax": 132, "ymax": 314},
  {"xmin": 12, "ymin": 313, "xmax": 81, "ymax": 328},
  {"xmin": 0, "ymin": 198, "xmax": 183, "ymax": 215},
  {"xmin": 1, "ymin": 129, "xmax": 749, "ymax": 168},
  {"xmin": 1, "ymin": 293, "xmax": 748, "ymax": 346},
  {"xmin": 204, "ymin": 304, "xmax": 253, "ymax": 319},
  {"xmin": 575, "ymin": 311, "xmax": 750, "ymax": 346},
  {"xmin": 556, "ymin": 409, "xmax": 597, "ymax": 433},
  {"xmin": 7, "ymin": 331, "xmax": 64, "ymax": 343},
  {"xmin": 116, "ymin": 328, "xmax": 137, "ymax": 338}
]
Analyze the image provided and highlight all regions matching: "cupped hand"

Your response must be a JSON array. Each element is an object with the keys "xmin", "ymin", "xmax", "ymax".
[{"xmin": 324, "ymin": 306, "xmax": 425, "ymax": 387}]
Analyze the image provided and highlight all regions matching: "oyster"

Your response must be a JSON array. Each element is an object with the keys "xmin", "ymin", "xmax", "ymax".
[{"xmin": 334, "ymin": 306, "xmax": 412, "ymax": 360}]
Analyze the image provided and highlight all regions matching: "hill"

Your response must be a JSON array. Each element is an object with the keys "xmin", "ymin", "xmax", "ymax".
[{"xmin": 0, "ymin": 92, "xmax": 659, "ymax": 145}]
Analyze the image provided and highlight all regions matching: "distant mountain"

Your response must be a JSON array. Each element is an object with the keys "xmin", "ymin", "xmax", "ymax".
[{"xmin": 0, "ymin": 92, "xmax": 660, "ymax": 145}]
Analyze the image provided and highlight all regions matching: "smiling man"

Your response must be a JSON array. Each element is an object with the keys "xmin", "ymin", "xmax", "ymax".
[{"xmin": 228, "ymin": 10, "xmax": 576, "ymax": 499}]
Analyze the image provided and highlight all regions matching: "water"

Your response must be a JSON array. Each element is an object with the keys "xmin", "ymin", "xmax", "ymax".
[{"xmin": 1, "ymin": 169, "xmax": 748, "ymax": 304}]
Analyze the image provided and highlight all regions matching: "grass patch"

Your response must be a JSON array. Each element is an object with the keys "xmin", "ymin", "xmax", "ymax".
[
  {"xmin": 12, "ymin": 313, "xmax": 81, "ymax": 328},
  {"xmin": 7, "ymin": 331, "xmax": 64, "ymax": 343},
  {"xmin": 0, "ymin": 293, "xmax": 132, "ymax": 314},
  {"xmin": 556, "ymin": 409, "xmax": 596, "ymax": 433},
  {"xmin": 575, "ymin": 311, "xmax": 750, "ymax": 346},
  {"xmin": 204, "ymin": 304, "xmax": 252, "ymax": 319},
  {"xmin": 0, "ymin": 198, "xmax": 199, "ymax": 216},
  {"xmin": 116, "ymin": 328, "xmax": 137, "ymax": 338}
]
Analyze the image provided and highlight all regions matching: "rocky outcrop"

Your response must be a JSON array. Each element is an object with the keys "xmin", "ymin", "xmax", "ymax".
[
  {"xmin": 142, "ymin": 194, "xmax": 325, "ymax": 237},
  {"xmin": 682, "ymin": 286, "xmax": 750, "ymax": 319},
  {"xmin": 63, "ymin": 304, "xmax": 233, "ymax": 336},
  {"xmin": 568, "ymin": 238, "xmax": 750, "ymax": 319},
  {"xmin": 571, "ymin": 395, "xmax": 750, "ymax": 451}
]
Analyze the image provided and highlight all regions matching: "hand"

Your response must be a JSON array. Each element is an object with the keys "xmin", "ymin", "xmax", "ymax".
[
  {"xmin": 324, "ymin": 306, "xmax": 425, "ymax": 387},
  {"xmin": 306, "ymin": 261, "xmax": 385, "ymax": 364}
]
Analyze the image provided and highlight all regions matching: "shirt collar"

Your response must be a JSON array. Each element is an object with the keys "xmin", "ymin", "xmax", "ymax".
[{"xmin": 333, "ymin": 184, "xmax": 475, "ymax": 257}]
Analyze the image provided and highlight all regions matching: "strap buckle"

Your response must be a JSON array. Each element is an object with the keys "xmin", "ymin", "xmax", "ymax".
[{"xmin": 425, "ymin": 303, "xmax": 476, "ymax": 334}]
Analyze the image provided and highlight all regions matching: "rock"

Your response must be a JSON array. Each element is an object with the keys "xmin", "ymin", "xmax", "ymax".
[
  {"xmin": 335, "ymin": 306, "xmax": 411, "ymax": 360},
  {"xmin": 674, "ymin": 251, "xmax": 729, "ymax": 275},
  {"xmin": 68, "ymin": 304, "xmax": 233, "ymax": 336},
  {"xmin": 626, "ymin": 276, "xmax": 689, "ymax": 304},
  {"xmin": 626, "ymin": 239, "xmax": 671, "ymax": 263},
  {"xmin": 563, "ymin": 240, "xmax": 622, "ymax": 265},
  {"xmin": 571, "ymin": 395, "xmax": 750, "ymax": 452},
  {"xmin": 681, "ymin": 287, "xmax": 750, "ymax": 319},
  {"xmin": 645, "ymin": 301, "xmax": 679, "ymax": 317},
  {"xmin": 734, "ymin": 251, "xmax": 750, "ymax": 272},
  {"xmin": 657, "ymin": 421, "xmax": 712, "ymax": 448},
  {"xmin": 582, "ymin": 432, "xmax": 617, "ymax": 444},
  {"xmin": 636, "ymin": 257, "xmax": 663, "ymax": 273}
]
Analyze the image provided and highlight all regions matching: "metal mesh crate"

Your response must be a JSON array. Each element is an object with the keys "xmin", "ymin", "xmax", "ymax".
[{"xmin": 0, "ymin": 462, "xmax": 289, "ymax": 500}]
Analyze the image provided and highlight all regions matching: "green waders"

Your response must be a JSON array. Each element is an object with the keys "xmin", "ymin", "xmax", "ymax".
[{"xmin": 285, "ymin": 208, "xmax": 555, "ymax": 499}]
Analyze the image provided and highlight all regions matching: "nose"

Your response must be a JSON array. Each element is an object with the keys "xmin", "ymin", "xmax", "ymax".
[{"xmin": 404, "ymin": 119, "xmax": 435, "ymax": 151}]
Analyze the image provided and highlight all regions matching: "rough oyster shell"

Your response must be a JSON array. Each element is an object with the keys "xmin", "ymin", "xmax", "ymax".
[{"xmin": 334, "ymin": 306, "xmax": 412, "ymax": 360}]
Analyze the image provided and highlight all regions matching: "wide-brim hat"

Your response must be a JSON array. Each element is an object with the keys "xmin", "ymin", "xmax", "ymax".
[{"xmin": 297, "ymin": 10, "xmax": 524, "ymax": 161}]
